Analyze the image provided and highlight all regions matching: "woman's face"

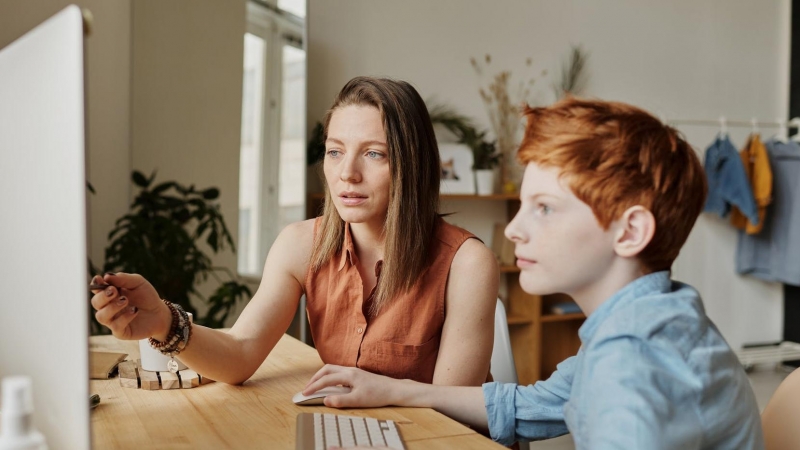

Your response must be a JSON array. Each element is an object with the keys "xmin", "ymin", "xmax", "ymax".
[{"xmin": 324, "ymin": 104, "xmax": 391, "ymax": 227}]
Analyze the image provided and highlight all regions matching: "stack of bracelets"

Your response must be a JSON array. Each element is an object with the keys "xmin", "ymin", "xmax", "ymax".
[{"xmin": 148, "ymin": 299, "xmax": 193, "ymax": 373}]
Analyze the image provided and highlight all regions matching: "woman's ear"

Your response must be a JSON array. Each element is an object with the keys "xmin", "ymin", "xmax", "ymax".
[{"xmin": 612, "ymin": 205, "xmax": 656, "ymax": 258}]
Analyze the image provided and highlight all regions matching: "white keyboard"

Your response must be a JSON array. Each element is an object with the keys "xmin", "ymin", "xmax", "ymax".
[{"xmin": 295, "ymin": 412, "xmax": 405, "ymax": 449}]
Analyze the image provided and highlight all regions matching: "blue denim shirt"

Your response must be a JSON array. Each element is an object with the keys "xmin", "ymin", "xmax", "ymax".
[
  {"xmin": 482, "ymin": 272, "xmax": 763, "ymax": 449},
  {"xmin": 703, "ymin": 134, "xmax": 760, "ymax": 225}
]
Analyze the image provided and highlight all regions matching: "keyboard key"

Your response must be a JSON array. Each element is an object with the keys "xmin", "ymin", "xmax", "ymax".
[
  {"xmin": 366, "ymin": 418, "xmax": 386, "ymax": 447},
  {"xmin": 351, "ymin": 416, "xmax": 371, "ymax": 446},
  {"xmin": 338, "ymin": 415, "xmax": 355, "ymax": 447},
  {"xmin": 323, "ymin": 414, "xmax": 340, "ymax": 447},
  {"xmin": 385, "ymin": 420, "xmax": 405, "ymax": 450},
  {"xmin": 313, "ymin": 414, "xmax": 323, "ymax": 450}
]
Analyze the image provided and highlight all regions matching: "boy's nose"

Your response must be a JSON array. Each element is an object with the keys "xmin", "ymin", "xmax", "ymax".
[{"xmin": 505, "ymin": 214, "xmax": 526, "ymax": 243}]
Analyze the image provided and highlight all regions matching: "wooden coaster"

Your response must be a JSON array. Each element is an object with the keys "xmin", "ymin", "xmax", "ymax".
[{"xmin": 117, "ymin": 360, "xmax": 215, "ymax": 390}]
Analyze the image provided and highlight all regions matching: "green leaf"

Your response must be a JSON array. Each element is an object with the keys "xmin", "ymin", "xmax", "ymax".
[
  {"xmin": 202, "ymin": 188, "xmax": 220, "ymax": 200},
  {"xmin": 132, "ymin": 171, "xmax": 149, "ymax": 188}
]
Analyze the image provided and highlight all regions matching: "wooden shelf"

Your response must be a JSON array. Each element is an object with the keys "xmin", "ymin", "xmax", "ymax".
[
  {"xmin": 540, "ymin": 313, "xmax": 586, "ymax": 323},
  {"xmin": 499, "ymin": 265, "xmax": 520, "ymax": 273},
  {"xmin": 506, "ymin": 315, "xmax": 533, "ymax": 326}
]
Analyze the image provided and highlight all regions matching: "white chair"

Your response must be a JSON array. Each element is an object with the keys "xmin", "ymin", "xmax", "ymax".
[
  {"xmin": 491, "ymin": 299, "xmax": 530, "ymax": 449},
  {"xmin": 491, "ymin": 299, "xmax": 519, "ymax": 383}
]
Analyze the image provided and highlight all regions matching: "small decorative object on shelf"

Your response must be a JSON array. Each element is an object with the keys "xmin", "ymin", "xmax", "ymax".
[
  {"xmin": 475, "ymin": 169, "xmax": 494, "ymax": 195},
  {"xmin": 471, "ymin": 53, "xmax": 545, "ymax": 191},
  {"xmin": 438, "ymin": 143, "xmax": 476, "ymax": 194},
  {"xmin": 428, "ymin": 102, "xmax": 501, "ymax": 195}
]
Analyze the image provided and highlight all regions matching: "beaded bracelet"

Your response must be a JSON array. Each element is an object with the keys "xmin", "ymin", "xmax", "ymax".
[{"xmin": 148, "ymin": 299, "xmax": 193, "ymax": 373}]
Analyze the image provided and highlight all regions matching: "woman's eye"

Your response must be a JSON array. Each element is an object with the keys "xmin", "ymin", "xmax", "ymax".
[
  {"xmin": 326, "ymin": 149, "xmax": 341, "ymax": 158},
  {"xmin": 366, "ymin": 151, "xmax": 384, "ymax": 159}
]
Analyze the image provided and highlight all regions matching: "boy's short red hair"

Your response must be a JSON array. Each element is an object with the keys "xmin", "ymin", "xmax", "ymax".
[{"xmin": 517, "ymin": 97, "xmax": 707, "ymax": 272}]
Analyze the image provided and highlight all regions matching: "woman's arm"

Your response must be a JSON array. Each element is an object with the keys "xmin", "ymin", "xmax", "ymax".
[
  {"xmin": 433, "ymin": 238, "xmax": 499, "ymax": 386},
  {"xmin": 92, "ymin": 219, "xmax": 315, "ymax": 385}
]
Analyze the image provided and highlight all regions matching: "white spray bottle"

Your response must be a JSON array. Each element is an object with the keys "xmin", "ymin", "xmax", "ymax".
[{"xmin": 0, "ymin": 376, "xmax": 48, "ymax": 450}]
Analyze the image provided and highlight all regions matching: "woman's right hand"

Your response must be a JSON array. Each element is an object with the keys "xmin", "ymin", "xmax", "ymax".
[{"xmin": 89, "ymin": 272, "xmax": 172, "ymax": 341}]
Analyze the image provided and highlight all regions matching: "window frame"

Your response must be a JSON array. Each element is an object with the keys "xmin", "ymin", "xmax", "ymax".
[{"xmin": 240, "ymin": 1, "xmax": 305, "ymax": 278}]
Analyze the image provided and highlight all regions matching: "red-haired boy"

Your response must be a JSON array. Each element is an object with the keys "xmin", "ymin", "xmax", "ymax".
[{"xmin": 303, "ymin": 98, "xmax": 764, "ymax": 449}]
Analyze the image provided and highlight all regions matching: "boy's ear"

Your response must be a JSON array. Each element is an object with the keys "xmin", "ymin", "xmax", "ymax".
[{"xmin": 612, "ymin": 205, "xmax": 656, "ymax": 258}]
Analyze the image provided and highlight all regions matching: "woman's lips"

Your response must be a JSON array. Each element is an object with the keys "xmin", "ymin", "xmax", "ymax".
[{"xmin": 339, "ymin": 192, "xmax": 367, "ymax": 206}]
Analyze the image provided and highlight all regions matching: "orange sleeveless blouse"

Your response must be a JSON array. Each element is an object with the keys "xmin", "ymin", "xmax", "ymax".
[{"xmin": 305, "ymin": 217, "xmax": 476, "ymax": 383}]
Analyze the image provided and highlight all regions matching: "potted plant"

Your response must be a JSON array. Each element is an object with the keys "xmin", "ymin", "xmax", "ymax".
[
  {"xmin": 429, "ymin": 104, "xmax": 502, "ymax": 195},
  {"xmin": 92, "ymin": 170, "xmax": 252, "ymax": 334}
]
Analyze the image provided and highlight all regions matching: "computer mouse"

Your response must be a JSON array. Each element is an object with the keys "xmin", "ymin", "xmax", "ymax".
[{"xmin": 292, "ymin": 385, "xmax": 352, "ymax": 405}]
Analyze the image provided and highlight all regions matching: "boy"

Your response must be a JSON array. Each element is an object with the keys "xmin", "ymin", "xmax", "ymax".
[{"xmin": 303, "ymin": 98, "xmax": 764, "ymax": 449}]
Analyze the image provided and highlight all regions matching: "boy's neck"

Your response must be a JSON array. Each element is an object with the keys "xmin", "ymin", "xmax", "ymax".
[{"xmin": 568, "ymin": 259, "xmax": 648, "ymax": 316}]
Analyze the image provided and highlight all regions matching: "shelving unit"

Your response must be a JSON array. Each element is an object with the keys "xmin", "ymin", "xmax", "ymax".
[{"xmin": 306, "ymin": 192, "xmax": 584, "ymax": 385}]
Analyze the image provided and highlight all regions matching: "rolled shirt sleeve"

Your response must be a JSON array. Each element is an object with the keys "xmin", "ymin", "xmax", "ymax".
[{"xmin": 482, "ymin": 354, "xmax": 577, "ymax": 445}]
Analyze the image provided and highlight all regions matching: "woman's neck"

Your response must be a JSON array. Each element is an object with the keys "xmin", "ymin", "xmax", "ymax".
[{"xmin": 349, "ymin": 220, "xmax": 385, "ymax": 264}]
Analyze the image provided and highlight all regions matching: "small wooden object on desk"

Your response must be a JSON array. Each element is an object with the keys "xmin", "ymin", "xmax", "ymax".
[
  {"xmin": 117, "ymin": 359, "xmax": 214, "ymax": 390},
  {"xmin": 89, "ymin": 351, "xmax": 128, "ymax": 379}
]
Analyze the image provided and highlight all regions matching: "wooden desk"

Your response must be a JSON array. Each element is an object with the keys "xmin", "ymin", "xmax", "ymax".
[{"xmin": 90, "ymin": 334, "xmax": 504, "ymax": 449}]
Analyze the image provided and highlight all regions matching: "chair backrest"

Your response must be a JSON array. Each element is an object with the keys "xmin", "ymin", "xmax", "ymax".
[
  {"xmin": 491, "ymin": 299, "xmax": 518, "ymax": 384},
  {"xmin": 762, "ymin": 368, "xmax": 800, "ymax": 450}
]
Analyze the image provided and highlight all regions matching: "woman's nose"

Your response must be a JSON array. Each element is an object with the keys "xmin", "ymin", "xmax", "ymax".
[{"xmin": 340, "ymin": 154, "xmax": 361, "ymax": 183}]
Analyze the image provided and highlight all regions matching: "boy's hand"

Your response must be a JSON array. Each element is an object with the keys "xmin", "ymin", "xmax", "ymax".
[{"xmin": 303, "ymin": 365, "xmax": 402, "ymax": 408}]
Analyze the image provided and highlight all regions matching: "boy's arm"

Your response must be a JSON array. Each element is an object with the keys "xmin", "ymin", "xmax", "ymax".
[
  {"xmin": 304, "ymin": 355, "xmax": 579, "ymax": 446},
  {"xmin": 482, "ymin": 355, "xmax": 576, "ymax": 445},
  {"xmin": 579, "ymin": 336, "xmax": 703, "ymax": 449}
]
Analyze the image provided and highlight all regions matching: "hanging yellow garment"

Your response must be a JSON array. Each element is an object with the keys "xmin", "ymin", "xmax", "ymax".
[{"xmin": 730, "ymin": 134, "xmax": 772, "ymax": 234}]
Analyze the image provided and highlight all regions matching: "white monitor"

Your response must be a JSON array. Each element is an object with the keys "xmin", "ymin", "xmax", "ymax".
[{"xmin": 0, "ymin": 5, "xmax": 90, "ymax": 449}]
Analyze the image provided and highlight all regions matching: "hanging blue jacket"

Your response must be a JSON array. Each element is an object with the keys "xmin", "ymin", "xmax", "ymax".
[{"xmin": 703, "ymin": 135, "xmax": 759, "ymax": 225}]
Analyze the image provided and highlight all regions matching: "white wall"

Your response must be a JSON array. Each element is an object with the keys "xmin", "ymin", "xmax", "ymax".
[
  {"xmin": 131, "ymin": 0, "xmax": 247, "ymax": 318},
  {"xmin": 307, "ymin": 0, "xmax": 790, "ymax": 349},
  {"xmin": 0, "ymin": 0, "xmax": 132, "ymax": 269}
]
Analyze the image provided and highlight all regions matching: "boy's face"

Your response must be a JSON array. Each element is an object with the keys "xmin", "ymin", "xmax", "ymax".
[{"xmin": 506, "ymin": 163, "xmax": 618, "ymax": 297}]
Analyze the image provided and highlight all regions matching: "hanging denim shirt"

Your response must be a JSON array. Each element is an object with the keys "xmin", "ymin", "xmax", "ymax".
[
  {"xmin": 703, "ymin": 134, "xmax": 760, "ymax": 225},
  {"xmin": 736, "ymin": 139, "xmax": 800, "ymax": 284},
  {"xmin": 482, "ymin": 272, "xmax": 763, "ymax": 449}
]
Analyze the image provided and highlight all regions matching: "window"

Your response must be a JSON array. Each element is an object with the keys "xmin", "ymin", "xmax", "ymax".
[{"xmin": 238, "ymin": 1, "xmax": 305, "ymax": 276}]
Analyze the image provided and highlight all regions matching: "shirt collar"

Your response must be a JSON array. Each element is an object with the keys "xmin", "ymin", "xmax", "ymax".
[
  {"xmin": 337, "ymin": 222, "xmax": 357, "ymax": 271},
  {"xmin": 578, "ymin": 271, "xmax": 672, "ymax": 343}
]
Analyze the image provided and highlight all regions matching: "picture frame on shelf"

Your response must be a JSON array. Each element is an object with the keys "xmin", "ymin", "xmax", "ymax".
[{"xmin": 438, "ymin": 143, "xmax": 475, "ymax": 195}]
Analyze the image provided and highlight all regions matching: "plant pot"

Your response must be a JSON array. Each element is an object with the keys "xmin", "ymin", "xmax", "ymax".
[{"xmin": 475, "ymin": 169, "xmax": 495, "ymax": 196}]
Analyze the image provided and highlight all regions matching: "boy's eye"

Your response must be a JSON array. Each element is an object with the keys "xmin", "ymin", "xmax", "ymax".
[{"xmin": 535, "ymin": 203, "xmax": 552, "ymax": 215}]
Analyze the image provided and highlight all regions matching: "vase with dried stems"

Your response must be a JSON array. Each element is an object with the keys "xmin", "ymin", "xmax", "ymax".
[{"xmin": 471, "ymin": 54, "xmax": 545, "ymax": 192}]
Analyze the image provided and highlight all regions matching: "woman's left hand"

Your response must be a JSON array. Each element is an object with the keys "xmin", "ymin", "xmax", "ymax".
[{"xmin": 303, "ymin": 364, "xmax": 402, "ymax": 408}]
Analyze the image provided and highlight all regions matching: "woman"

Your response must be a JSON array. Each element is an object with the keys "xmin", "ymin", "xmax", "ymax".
[{"xmin": 90, "ymin": 76, "xmax": 499, "ymax": 386}]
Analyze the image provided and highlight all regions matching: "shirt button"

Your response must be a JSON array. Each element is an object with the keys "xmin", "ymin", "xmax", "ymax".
[{"xmin": 357, "ymin": 327, "xmax": 363, "ymax": 334}]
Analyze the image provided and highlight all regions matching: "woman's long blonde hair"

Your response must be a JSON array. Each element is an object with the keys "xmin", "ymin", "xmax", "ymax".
[{"xmin": 310, "ymin": 77, "xmax": 441, "ymax": 314}]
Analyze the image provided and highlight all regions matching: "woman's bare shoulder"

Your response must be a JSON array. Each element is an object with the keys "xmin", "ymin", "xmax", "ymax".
[{"xmin": 267, "ymin": 219, "xmax": 318, "ymax": 279}]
